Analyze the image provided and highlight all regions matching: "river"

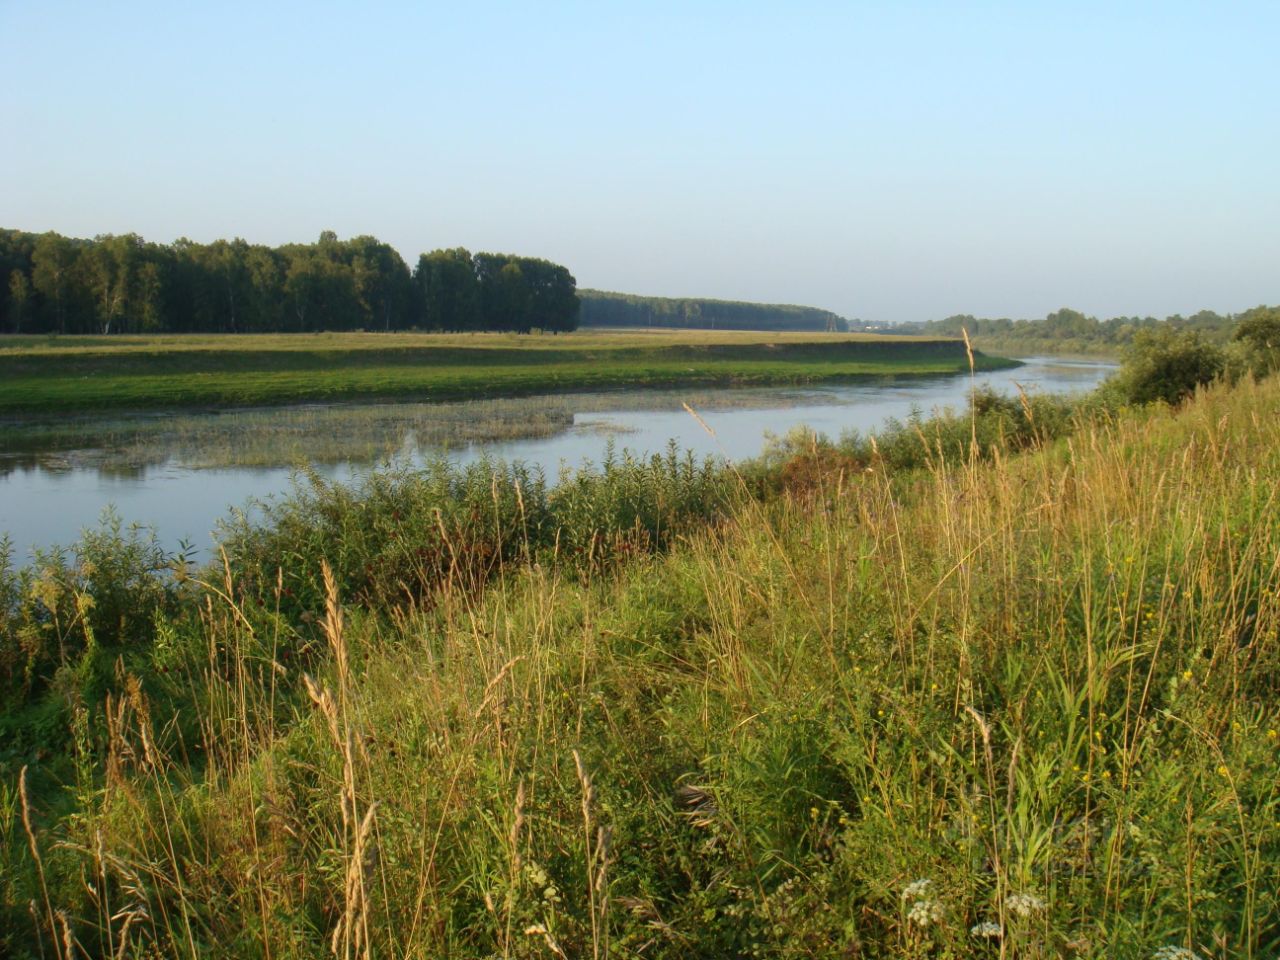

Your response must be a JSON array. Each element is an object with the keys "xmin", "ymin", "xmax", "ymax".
[{"xmin": 0, "ymin": 356, "xmax": 1114, "ymax": 561}]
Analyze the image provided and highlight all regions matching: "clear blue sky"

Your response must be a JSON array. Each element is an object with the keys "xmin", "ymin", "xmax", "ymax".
[{"xmin": 2, "ymin": 1, "xmax": 1276, "ymax": 322}]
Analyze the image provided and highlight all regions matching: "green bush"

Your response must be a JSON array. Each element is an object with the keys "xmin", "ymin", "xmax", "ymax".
[
  {"xmin": 1113, "ymin": 328, "xmax": 1226, "ymax": 405},
  {"xmin": 1231, "ymin": 306, "xmax": 1280, "ymax": 378},
  {"xmin": 0, "ymin": 512, "xmax": 175, "ymax": 702}
]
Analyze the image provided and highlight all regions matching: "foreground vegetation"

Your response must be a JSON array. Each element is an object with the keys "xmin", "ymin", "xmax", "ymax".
[
  {"xmin": 2, "ymin": 332, "xmax": 1279, "ymax": 956},
  {"xmin": 0, "ymin": 330, "xmax": 1008, "ymax": 416}
]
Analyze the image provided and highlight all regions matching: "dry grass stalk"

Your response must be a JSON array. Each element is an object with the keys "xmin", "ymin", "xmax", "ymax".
[
  {"xmin": 960, "ymin": 325, "xmax": 978, "ymax": 461},
  {"xmin": 524, "ymin": 923, "xmax": 568, "ymax": 958},
  {"xmin": 332, "ymin": 801, "xmax": 379, "ymax": 959},
  {"xmin": 20, "ymin": 765, "xmax": 65, "ymax": 960},
  {"xmin": 57, "ymin": 910, "xmax": 78, "ymax": 958},
  {"xmin": 498, "ymin": 778, "xmax": 527, "ymax": 958},
  {"xmin": 104, "ymin": 672, "xmax": 162, "ymax": 788},
  {"xmin": 574, "ymin": 749, "xmax": 610, "ymax": 960},
  {"xmin": 303, "ymin": 560, "xmax": 378, "ymax": 960},
  {"xmin": 680, "ymin": 401, "xmax": 717, "ymax": 440}
]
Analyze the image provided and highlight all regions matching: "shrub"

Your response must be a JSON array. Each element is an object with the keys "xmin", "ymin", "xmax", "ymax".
[
  {"xmin": 1113, "ymin": 328, "xmax": 1225, "ymax": 405},
  {"xmin": 1231, "ymin": 305, "xmax": 1280, "ymax": 378},
  {"xmin": 0, "ymin": 512, "xmax": 175, "ymax": 701}
]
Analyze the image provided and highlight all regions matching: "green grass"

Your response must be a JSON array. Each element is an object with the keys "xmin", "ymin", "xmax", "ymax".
[
  {"xmin": 0, "ymin": 330, "xmax": 1015, "ymax": 416},
  {"xmin": 3, "ymin": 374, "xmax": 1278, "ymax": 958}
]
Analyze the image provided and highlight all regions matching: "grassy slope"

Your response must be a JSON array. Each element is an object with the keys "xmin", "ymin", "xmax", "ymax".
[
  {"xmin": 0, "ymin": 330, "xmax": 1014, "ymax": 415},
  {"xmin": 6, "ymin": 376, "xmax": 1279, "ymax": 957}
]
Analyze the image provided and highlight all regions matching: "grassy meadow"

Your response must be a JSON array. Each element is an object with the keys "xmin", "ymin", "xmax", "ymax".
[
  {"xmin": 1, "ymin": 363, "xmax": 1278, "ymax": 957},
  {"xmin": 0, "ymin": 330, "xmax": 1014, "ymax": 417}
]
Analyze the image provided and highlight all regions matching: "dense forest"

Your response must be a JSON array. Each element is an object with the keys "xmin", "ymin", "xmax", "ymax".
[
  {"xmin": 0, "ymin": 229, "xmax": 580, "ymax": 335},
  {"xmin": 579, "ymin": 289, "xmax": 848, "ymax": 332}
]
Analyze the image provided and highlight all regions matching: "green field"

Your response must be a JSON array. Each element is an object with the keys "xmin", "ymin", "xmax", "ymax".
[{"xmin": 0, "ymin": 330, "xmax": 1015, "ymax": 416}]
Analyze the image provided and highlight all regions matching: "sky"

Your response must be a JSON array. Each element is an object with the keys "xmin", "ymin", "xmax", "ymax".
[{"xmin": 2, "ymin": 1, "xmax": 1277, "ymax": 323}]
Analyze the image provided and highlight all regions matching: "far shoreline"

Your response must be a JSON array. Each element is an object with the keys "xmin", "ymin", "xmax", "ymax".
[{"xmin": 0, "ymin": 329, "xmax": 1020, "ymax": 419}]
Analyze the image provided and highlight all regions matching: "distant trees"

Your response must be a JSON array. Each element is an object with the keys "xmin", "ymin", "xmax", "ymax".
[
  {"xmin": 578, "ymin": 289, "xmax": 847, "ymax": 332},
  {"xmin": 417, "ymin": 250, "xmax": 579, "ymax": 333},
  {"xmin": 1232, "ymin": 305, "xmax": 1280, "ymax": 376},
  {"xmin": 7, "ymin": 270, "xmax": 29, "ymax": 333},
  {"xmin": 417, "ymin": 248, "xmax": 481, "ymax": 331},
  {"xmin": 83, "ymin": 233, "xmax": 142, "ymax": 335},
  {"xmin": 910, "ymin": 304, "xmax": 1280, "ymax": 407},
  {"xmin": 1102, "ymin": 304, "xmax": 1280, "ymax": 406},
  {"xmin": 918, "ymin": 306, "xmax": 1239, "ymax": 353},
  {"xmin": 30, "ymin": 231, "xmax": 79, "ymax": 334},
  {"xmin": 0, "ymin": 227, "xmax": 579, "ymax": 335}
]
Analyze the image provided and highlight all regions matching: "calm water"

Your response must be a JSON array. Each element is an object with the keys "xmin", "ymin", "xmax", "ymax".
[{"xmin": 0, "ymin": 357, "xmax": 1114, "ymax": 561}]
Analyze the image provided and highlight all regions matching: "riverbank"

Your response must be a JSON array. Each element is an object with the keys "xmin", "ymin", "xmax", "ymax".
[
  {"xmin": 0, "ymin": 330, "xmax": 1016, "ymax": 416},
  {"xmin": 969, "ymin": 335, "xmax": 1121, "ymax": 359},
  {"xmin": 0, "ymin": 359, "xmax": 1114, "ymax": 563}
]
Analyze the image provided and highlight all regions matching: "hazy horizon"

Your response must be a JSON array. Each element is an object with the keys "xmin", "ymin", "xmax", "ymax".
[{"xmin": 3, "ymin": 1, "xmax": 1276, "ymax": 324}]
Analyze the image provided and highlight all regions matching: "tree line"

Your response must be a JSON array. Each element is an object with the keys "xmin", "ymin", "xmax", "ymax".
[
  {"xmin": 578, "ymin": 289, "xmax": 848, "ymax": 332},
  {"xmin": 0, "ymin": 228, "xmax": 580, "ymax": 335},
  {"xmin": 913, "ymin": 306, "xmax": 1245, "ymax": 350}
]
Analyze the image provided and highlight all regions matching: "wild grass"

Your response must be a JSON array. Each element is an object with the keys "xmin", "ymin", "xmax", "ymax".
[
  {"xmin": 1, "ymin": 374, "xmax": 1278, "ymax": 958},
  {"xmin": 0, "ymin": 329, "xmax": 1014, "ymax": 416}
]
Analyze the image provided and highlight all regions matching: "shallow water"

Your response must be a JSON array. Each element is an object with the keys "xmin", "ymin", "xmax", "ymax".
[{"xmin": 0, "ymin": 357, "xmax": 1114, "ymax": 561}]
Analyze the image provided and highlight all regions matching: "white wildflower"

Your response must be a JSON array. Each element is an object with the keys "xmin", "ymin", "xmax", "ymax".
[
  {"xmin": 907, "ymin": 899, "xmax": 944, "ymax": 927},
  {"xmin": 524, "ymin": 861, "xmax": 561, "ymax": 905},
  {"xmin": 1006, "ymin": 892, "xmax": 1046, "ymax": 918},
  {"xmin": 971, "ymin": 920, "xmax": 1002, "ymax": 938},
  {"xmin": 900, "ymin": 878, "xmax": 932, "ymax": 901},
  {"xmin": 1152, "ymin": 947, "xmax": 1203, "ymax": 960}
]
